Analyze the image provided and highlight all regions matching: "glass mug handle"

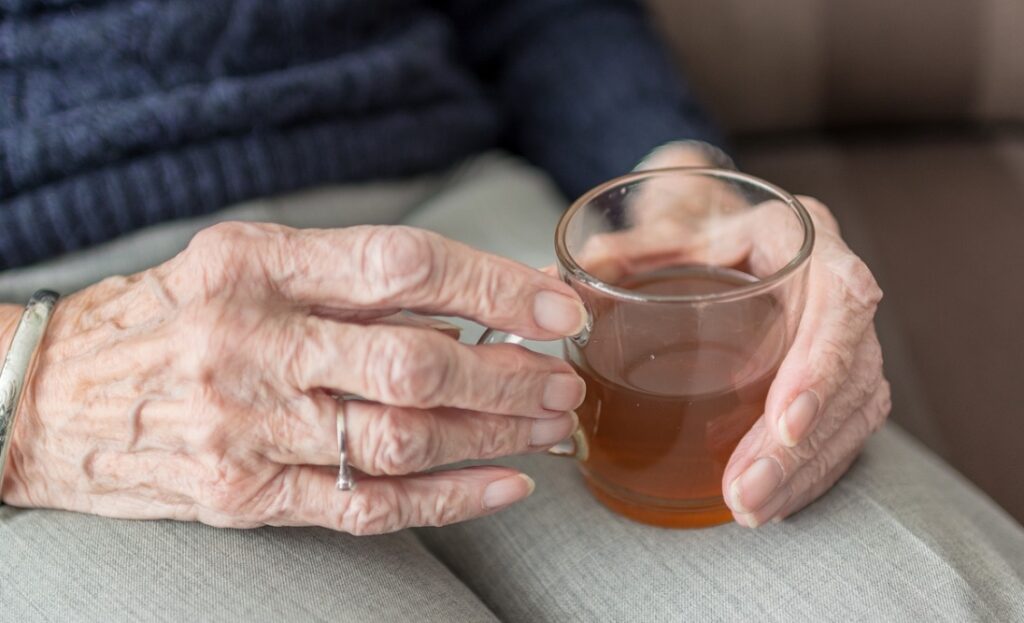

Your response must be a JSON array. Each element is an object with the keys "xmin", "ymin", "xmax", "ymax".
[{"xmin": 477, "ymin": 329, "xmax": 588, "ymax": 460}]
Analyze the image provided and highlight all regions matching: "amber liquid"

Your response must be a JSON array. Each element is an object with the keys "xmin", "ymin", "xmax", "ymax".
[{"xmin": 570, "ymin": 265, "xmax": 784, "ymax": 528}]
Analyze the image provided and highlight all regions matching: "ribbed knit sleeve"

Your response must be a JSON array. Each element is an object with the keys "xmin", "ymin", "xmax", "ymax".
[
  {"xmin": 0, "ymin": 1, "xmax": 500, "ymax": 269},
  {"xmin": 438, "ymin": 0, "xmax": 726, "ymax": 199}
]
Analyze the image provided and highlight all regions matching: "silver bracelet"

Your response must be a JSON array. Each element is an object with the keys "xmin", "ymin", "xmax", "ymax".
[{"xmin": 0, "ymin": 290, "xmax": 59, "ymax": 505}]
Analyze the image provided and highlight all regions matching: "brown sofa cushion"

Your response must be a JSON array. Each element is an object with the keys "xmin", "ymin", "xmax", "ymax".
[
  {"xmin": 737, "ymin": 133, "xmax": 1024, "ymax": 522},
  {"xmin": 647, "ymin": 0, "xmax": 1024, "ymax": 133}
]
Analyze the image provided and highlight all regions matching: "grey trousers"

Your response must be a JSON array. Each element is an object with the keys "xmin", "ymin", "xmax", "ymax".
[{"xmin": 1, "ymin": 154, "xmax": 1023, "ymax": 622}]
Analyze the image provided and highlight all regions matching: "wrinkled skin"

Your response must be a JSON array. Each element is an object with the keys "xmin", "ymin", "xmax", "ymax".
[{"xmin": 1, "ymin": 223, "xmax": 588, "ymax": 535}]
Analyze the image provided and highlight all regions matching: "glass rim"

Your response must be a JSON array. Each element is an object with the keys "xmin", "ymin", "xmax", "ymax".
[{"xmin": 554, "ymin": 167, "xmax": 815, "ymax": 304}]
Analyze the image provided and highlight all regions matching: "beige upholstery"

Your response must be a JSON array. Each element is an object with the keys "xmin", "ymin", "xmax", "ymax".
[{"xmin": 647, "ymin": 0, "xmax": 1024, "ymax": 133}]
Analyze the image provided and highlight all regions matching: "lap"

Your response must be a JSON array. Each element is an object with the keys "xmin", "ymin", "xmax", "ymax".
[
  {"xmin": 0, "ymin": 506, "xmax": 497, "ymax": 622},
  {"xmin": 416, "ymin": 427, "xmax": 1024, "ymax": 622}
]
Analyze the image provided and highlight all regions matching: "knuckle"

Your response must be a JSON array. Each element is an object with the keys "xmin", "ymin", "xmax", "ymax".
[
  {"xmin": 798, "ymin": 196, "xmax": 840, "ymax": 233},
  {"xmin": 814, "ymin": 334, "xmax": 857, "ymax": 384},
  {"xmin": 860, "ymin": 353, "xmax": 886, "ymax": 402},
  {"xmin": 418, "ymin": 481, "xmax": 471, "ymax": 528},
  {"xmin": 372, "ymin": 333, "xmax": 453, "ymax": 407},
  {"xmin": 846, "ymin": 369, "xmax": 877, "ymax": 409},
  {"xmin": 199, "ymin": 462, "xmax": 247, "ymax": 516},
  {"xmin": 185, "ymin": 222, "xmax": 273, "ymax": 290},
  {"xmin": 785, "ymin": 436, "xmax": 820, "ymax": 463},
  {"xmin": 789, "ymin": 448, "xmax": 833, "ymax": 488},
  {"xmin": 472, "ymin": 264, "xmax": 521, "ymax": 324},
  {"xmin": 281, "ymin": 318, "xmax": 327, "ymax": 388},
  {"xmin": 480, "ymin": 345, "xmax": 547, "ymax": 413},
  {"xmin": 365, "ymin": 407, "xmax": 435, "ymax": 475},
  {"xmin": 340, "ymin": 489, "xmax": 404, "ymax": 535},
  {"xmin": 360, "ymin": 226, "xmax": 437, "ymax": 300},
  {"xmin": 475, "ymin": 415, "xmax": 523, "ymax": 458},
  {"xmin": 838, "ymin": 255, "xmax": 883, "ymax": 309},
  {"xmin": 190, "ymin": 221, "xmax": 250, "ymax": 250},
  {"xmin": 807, "ymin": 455, "xmax": 831, "ymax": 485}
]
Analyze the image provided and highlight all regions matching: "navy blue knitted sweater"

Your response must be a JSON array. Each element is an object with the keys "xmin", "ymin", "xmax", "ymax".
[{"xmin": 0, "ymin": 0, "xmax": 720, "ymax": 269}]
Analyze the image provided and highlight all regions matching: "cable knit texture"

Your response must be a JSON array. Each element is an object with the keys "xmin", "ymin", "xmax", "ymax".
[{"xmin": 0, "ymin": 0, "xmax": 720, "ymax": 269}]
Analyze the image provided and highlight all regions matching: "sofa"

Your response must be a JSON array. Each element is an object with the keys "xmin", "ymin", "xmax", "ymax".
[{"xmin": 648, "ymin": 0, "xmax": 1024, "ymax": 524}]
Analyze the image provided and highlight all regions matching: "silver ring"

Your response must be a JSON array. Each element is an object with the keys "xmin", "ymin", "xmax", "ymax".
[{"xmin": 335, "ymin": 396, "xmax": 355, "ymax": 491}]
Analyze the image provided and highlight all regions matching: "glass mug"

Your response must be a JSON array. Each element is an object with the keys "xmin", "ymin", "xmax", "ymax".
[{"xmin": 481, "ymin": 168, "xmax": 814, "ymax": 528}]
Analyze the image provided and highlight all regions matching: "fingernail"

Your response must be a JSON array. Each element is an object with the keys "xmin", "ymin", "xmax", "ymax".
[
  {"xmin": 729, "ymin": 457, "xmax": 784, "ymax": 514},
  {"xmin": 735, "ymin": 486, "xmax": 792, "ymax": 529},
  {"xmin": 779, "ymin": 391, "xmax": 820, "ymax": 447},
  {"xmin": 530, "ymin": 412, "xmax": 576, "ymax": 447},
  {"xmin": 542, "ymin": 373, "xmax": 586, "ymax": 411},
  {"xmin": 533, "ymin": 291, "xmax": 587, "ymax": 335},
  {"xmin": 483, "ymin": 474, "xmax": 535, "ymax": 509},
  {"xmin": 734, "ymin": 513, "xmax": 760, "ymax": 529}
]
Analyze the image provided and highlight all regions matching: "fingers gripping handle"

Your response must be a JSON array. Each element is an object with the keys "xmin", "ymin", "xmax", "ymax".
[{"xmin": 477, "ymin": 329, "xmax": 588, "ymax": 461}]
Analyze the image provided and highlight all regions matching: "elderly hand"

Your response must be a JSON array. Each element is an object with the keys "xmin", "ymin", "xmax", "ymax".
[
  {"xmin": 0, "ymin": 223, "xmax": 587, "ymax": 535},
  {"xmin": 630, "ymin": 143, "xmax": 891, "ymax": 527},
  {"xmin": 723, "ymin": 195, "xmax": 889, "ymax": 527}
]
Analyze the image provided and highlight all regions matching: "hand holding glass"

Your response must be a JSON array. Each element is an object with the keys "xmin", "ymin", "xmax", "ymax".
[{"xmin": 482, "ymin": 168, "xmax": 813, "ymax": 528}]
